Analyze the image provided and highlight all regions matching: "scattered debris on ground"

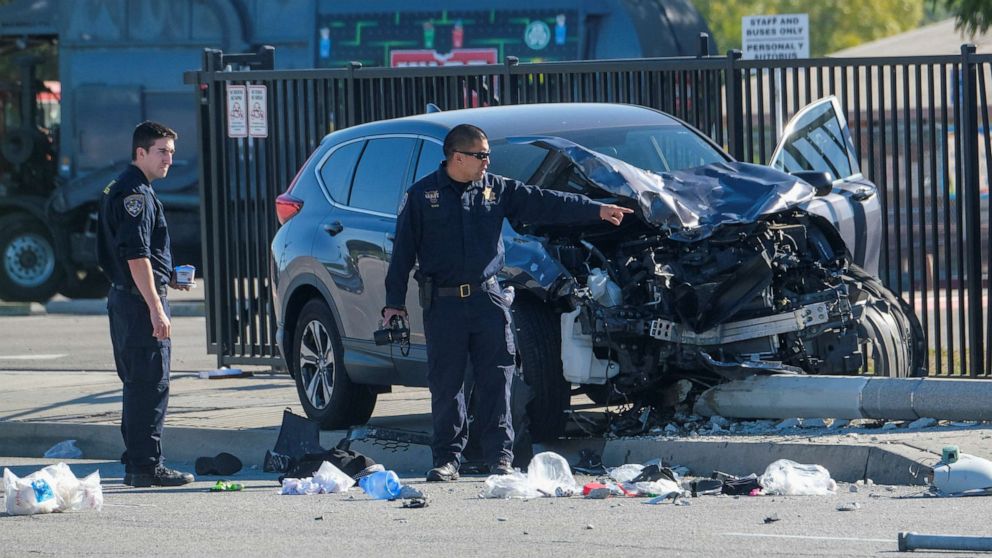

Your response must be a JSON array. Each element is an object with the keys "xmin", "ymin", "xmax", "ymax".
[
  {"xmin": 929, "ymin": 446, "xmax": 992, "ymax": 497},
  {"xmin": 43, "ymin": 439, "xmax": 83, "ymax": 459}
]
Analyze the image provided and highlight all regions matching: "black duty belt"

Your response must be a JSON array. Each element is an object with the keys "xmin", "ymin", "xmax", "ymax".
[
  {"xmin": 436, "ymin": 276, "xmax": 498, "ymax": 298},
  {"xmin": 113, "ymin": 283, "xmax": 167, "ymax": 297}
]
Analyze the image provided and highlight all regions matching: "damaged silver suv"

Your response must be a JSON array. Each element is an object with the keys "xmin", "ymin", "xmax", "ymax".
[{"xmin": 271, "ymin": 99, "xmax": 925, "ymax": 441}]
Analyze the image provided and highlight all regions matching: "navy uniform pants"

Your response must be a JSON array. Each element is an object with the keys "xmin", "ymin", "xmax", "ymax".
[
  {"xmin": 107, "ymin": 289, "xmax": 171, "ymax": 473},
  {"xmin": 424, "ymin": 283, "xmax": 516, "ymax": 467}
]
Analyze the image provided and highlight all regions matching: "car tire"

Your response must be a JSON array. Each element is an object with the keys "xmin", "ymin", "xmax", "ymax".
[
  {"xmin": 512, "ymin": 297, "xmax": 569, "ymax": 442},
  {"xmin": 0, "ymin": 213, "xmax": 63, "ymax": 302},
  {"xmin": 291, "ymin": 298, "xmax": 377, "ymax": 428},
  {"xmin": 846, "ymin": 264, "xmax": 927, "ymax": 377}
]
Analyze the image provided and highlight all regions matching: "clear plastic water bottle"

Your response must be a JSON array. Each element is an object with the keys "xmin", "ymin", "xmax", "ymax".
[{"xmin": 358, "ymin": 470, "xmax": 402, "ymax": 500}]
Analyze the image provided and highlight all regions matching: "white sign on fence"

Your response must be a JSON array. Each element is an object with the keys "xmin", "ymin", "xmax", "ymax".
[
  {"xmin": 247, "ymin": 84, "xmax": 268, "ymax": 138},
  {"xmin": 226, "ymin": 85, "xmax": 247, "ymax": 138},
  {"xmin": 742, "ymin": 14, "xmax": 809, "ymax": 60}
]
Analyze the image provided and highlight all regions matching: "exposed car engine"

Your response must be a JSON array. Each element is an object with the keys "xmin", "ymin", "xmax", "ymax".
[{"xmin": 549, "ymin": 203, "xmax": 924, "ymax": 404}]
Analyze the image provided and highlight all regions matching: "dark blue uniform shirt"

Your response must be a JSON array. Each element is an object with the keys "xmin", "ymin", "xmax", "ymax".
[
  {"xmin": 385, "ymin": 163, "xmax": 602, "ymax": 308},
  {"xmin": 97, "ymin": 164, "xmax": 173, "ymax": 289}
]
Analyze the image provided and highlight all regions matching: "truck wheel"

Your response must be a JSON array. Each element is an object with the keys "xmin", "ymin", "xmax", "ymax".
[
  {"xmin": 291, "ymin": 298, "xmax": 377, "ymax": 429},
  {"xmin": 59, "ymin": 271, "xmax": 110, "ymax": 299},
  {"xmin": 0, "ymin": 214, "xmax": 63, "ymax": 302},
  {"xmin": 512, "ymin": 297, "xmax": 569, "ymax": 442},
  {"xmin": 846, "ymin": 264, "xmax": 927, "ymax": 377},
  {"xmin": 1, "ymin": 129, "xmax": 34, "ymax": 165}
]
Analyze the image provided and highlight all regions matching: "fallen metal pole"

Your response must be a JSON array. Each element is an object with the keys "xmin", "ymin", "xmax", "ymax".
[
  {"xmin": 693, "ymin": 375, "xmax": 992, "ymax": 421},
  {"xmin": 898, "ymin": 532, "xmax": 992, "ymax": 552}
]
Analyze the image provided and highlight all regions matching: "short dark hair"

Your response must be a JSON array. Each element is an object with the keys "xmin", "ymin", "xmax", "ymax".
[
  {"xmin": 132, "ymin": 121, "xmax": 177, "ymax": 161},
  {"xmin": 443, "ymin": 124, "xmax": 487, "ymax": 159}
]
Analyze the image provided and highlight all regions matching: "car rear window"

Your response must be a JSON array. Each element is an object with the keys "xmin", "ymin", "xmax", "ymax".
[
  {"xmin": 350, "ymin": 137, "xmax": 418, "ymax": 213},
  {"xmin": 319, "ymin": 141, "xmax": 364, "ymax": 203}
]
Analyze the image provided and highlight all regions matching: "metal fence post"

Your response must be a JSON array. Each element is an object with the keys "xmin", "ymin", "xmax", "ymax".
[
  {"xmin": 724, "ymin": 50, "xmax": 745, "ymax": 160},
  {"xmin": 960, "ymin": 44, "xmax": 983, "ymax": 376},
  {"xmin": 502, "ymin": 56, "xmax": 519, "ymax": 106},
  {"xmin": 191, "ymin": 48, "xmax": 225, "ymax": 366},
  {"xmin": 346, "ymin": 61, "xmax": 361, "ymax": 127}
]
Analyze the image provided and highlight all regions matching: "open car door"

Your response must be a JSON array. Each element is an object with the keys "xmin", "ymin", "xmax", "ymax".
[{"xmin": 770, "ymin": 96, "xmax": 882, "ymax": 275}]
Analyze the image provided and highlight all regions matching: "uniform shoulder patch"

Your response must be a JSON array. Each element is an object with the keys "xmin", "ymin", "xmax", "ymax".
[
  {"xmin": 397, "ymin": 192, "xmax": 409, "ymax": 214},
  {"xmin": 123, "ymin": 193, "xmax": 145, "ymax": 217}
]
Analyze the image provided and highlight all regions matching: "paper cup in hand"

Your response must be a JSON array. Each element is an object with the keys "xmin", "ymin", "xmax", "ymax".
[{"xmin": 175, "ymin": 265, "xmax": 196, "ymax": 285}]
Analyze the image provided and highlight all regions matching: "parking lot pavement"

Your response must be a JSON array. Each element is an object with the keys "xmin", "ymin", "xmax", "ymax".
[
  {"xmin": 2, "ymin": 364, "xmax": 991, "ymax": 485},
  {"xmin": 1, "ymin": 301, "xmax": 991, "ymax": 486},
  {"xmin": 0, "ymin": 278, "xmax": 207, "ymax": 316}
]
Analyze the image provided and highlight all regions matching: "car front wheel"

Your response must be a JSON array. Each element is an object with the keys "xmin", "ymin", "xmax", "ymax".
[
  {"xmin": 512, "ymin": 297, "xmax": 569, "ymax": 442},
  {"xmin": 846, "ymin": 264, "xmax": 927, "ymax": 378},
  {"xmin": 291, "ymin": 298, "xmax": 376, "ymax": 428}
]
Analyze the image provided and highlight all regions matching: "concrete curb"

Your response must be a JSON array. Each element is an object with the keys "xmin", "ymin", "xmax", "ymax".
[
  {"xmin": 43, "ymin": 299, "xmax": 205, "ymax": 317},
  {"xmin": 0, "ymin": 302, "xmax": 45, "ymax": 316},
  {"xmin": 0, "ymin": 420, "xmax": 935, "ymax": 484}
]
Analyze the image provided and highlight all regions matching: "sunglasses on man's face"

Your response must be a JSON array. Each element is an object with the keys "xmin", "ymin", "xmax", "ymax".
[{"xmin": 456, "ymin": 150, "xmax": 491, "ymax": 160}]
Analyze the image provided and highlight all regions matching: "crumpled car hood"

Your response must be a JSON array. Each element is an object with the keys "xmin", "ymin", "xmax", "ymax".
[{"xmin": 512, "ymin": 136, "xmax": 816, "ymax": 241}]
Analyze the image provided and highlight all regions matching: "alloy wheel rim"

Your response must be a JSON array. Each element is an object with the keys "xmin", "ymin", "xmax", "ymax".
[
  {"xmin": 4, "ymin": 233, "xmax": 55, "ymax": 288},
  {"xmin": 298, "ymin": 319, "xmax": 334, "ymax": 409}
]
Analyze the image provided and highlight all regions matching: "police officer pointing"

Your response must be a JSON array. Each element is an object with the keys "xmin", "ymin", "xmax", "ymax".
[
  {"xmin": 97, "ymin": 121, "xmax": 194, "ymax": 487},
  {"xmin": 384, "ymin": 124, "xmax": 632, "ymax": 481}
]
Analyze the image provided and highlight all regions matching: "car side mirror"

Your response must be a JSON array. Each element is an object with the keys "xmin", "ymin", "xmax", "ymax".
[{"xmin": 792, "ymin": 171, "xmax": 833, "ymax": 197}]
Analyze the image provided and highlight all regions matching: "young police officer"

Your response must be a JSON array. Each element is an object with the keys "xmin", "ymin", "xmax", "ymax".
[
  {"xmin": 97, "ymin": 121, "xmax": 194, "ymax": 487},
  {"xmin": 383, "ymin": 124, "xmax": 632, "ymax": 481}
]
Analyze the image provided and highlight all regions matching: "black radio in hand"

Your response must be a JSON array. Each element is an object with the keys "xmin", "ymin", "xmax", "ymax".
[{"xmin": 374, "ymin": 315, "xmax": 410, "ymax": 346}]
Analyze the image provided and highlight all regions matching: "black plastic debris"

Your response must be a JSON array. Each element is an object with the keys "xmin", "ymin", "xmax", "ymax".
[
  {"xmin": 573, "ymin": 449, "xmax": 606, "ymax": 475},
  {"xmin": 687, "ymin": 478, "xmax": 724, "ymax": 497},
  {"xmin": 402, "ymin": 498, "xmax": 428, "ymax": 509},
  {"xmin": 631, "ymin": 464, "xmax": 678, "ymax": 484},
  {"xmin": 722, "ymin": 473, "xmax": 761, "ymax": 496}
]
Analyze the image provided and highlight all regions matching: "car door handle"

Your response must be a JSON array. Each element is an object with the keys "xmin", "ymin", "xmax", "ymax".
[
  {"xmin": 386, "ymin": 233, "xmax": 395, "ymax": 241},
  {"xmin": 324, "ymin": 221, "xmax": 344, "ymax": 236}
]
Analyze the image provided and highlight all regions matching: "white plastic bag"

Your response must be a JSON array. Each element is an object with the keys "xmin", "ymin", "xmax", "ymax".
[
  {"xmin": 633, "ymin": 478, "xmax": 682, "ymax": 499},
  {"xmin": 42, "ymin": 462, "xmax": 82, "ymax": 511},
  {"xmin": 313, "ymin": 461, "xmax": 355, "ymax": 493},
  {"xmin": 759, "ymin": 459, "xmax": 837, "ymax": 495},
  {"xmin": 481, "ymin": 472, "xmax": 542, "ymax": 499},
  {"xmin": 4, "ymin": 468, "xmax": 59, "ymax": 515},
  {"xmin": 78, "ymin": 471, "xmax": 103, "ymax": 511},
  {"xmin": 43, "ymin": 439, "xmax": 83, "ymax": 459},
  {"xmin": 607, "ymin": 463, "xmax": 644, "ymax": 483},
  {"xmin": 528, "ymin": 452, "xmax": 580, "ymax": 496},
  {"xmin": 280, "ymin": 477, "xmax": 323, "ymax": 495}
]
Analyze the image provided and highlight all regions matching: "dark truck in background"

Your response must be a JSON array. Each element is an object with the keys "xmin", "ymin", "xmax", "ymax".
[{"xmin": 0, "ymin": 0, "xmax": 713, "ymax": 302}]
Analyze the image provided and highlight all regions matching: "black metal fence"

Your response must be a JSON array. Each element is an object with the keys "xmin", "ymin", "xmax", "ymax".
[{"xmin": 187, "ymin": 44, "xmax": 992, "ymax": 377}]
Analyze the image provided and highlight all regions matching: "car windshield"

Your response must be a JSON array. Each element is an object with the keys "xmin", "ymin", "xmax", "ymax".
[{"xmin": 488, "ymin": 125, "xmax": 727, "ymax": 183}]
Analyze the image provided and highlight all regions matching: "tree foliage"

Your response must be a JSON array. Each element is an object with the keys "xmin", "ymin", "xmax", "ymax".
[
  {"xmin": 695, "ymin": 0, "xmax": 924, "ymax": 56},
  {"xmin": 935, "ymin": 0, "xmax": 992, "ymax": 34}
]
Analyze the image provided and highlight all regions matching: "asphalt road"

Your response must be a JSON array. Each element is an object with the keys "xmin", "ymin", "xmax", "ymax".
[
  {"xmin": 0, "ymin": 314, "xmax": 224, "ymax": 374},
  {"xmin": 1, "ymin": 457, "xmax": 985, "ymax": 557}
]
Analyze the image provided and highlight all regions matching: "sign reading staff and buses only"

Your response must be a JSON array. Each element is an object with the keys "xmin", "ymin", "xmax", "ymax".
[{"xmin": 742, "ymin": 14, "xmax": 809, "ymax": 60}]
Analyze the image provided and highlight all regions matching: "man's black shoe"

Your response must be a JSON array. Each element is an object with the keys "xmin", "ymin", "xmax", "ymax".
[
  {"xmin": 426, "ymin": 462, "xmax": 460, "ymax": 482},
  {"xmin": 124, "ymin": 465, "xmax": 195, "ymax": 487},
  {"xmin": 195, "ymin": 452, "xmax": 243, "ymax": 476},
  {"xmin": 489, "ymin": 460, "xmax": 514, "ymax": 476}
]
